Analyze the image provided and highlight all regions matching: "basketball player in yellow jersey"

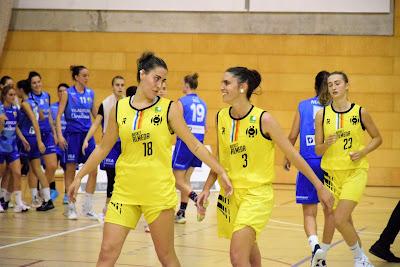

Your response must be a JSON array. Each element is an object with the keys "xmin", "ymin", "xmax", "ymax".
[
  {"xmin": 315, "ymin": 71, "xmax": 382, "ymax": 267},
  {"xmin": 197, "ymin": 67, "xmax": 334, "ymax": 267},
  {"xmin": 67, "ymin": 52, "xmax": 233, "ymax": 267}
]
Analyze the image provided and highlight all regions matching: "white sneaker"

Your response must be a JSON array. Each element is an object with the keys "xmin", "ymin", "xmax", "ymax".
[
  {"xmin": 83, "ymin": 210, "xmax": 99, "ymax": 221},
  {"xmin": 31, "ymin": 196, "xmax": 42, "ymax": 208},
  {"xmin": 13, "ymin": 203, "xmax": 30, "ymax": 213},
  {"xmin": 66, "ymin": 205, "xmax": 78, "ymax": 220},
  {"xmin": 311, "ymin": 245, "xmax": 326, "ymax": 267},
  {"xmin": 354, "ymin": 254, "xmax": 374, "ymax": 267}
]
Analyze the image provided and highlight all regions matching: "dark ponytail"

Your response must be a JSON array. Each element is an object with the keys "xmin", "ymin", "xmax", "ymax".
[
  {"xmin": 315, "ymin": 70, "xmax": 330, "ymax": 106},
  {"xmin": 226, "ymin": 67, "xmax": 261, "ymax": 100},
  {"xmin": 136, "ymin": 52, "xmax": 167, "ymax": 82},
  {"xmin": 70, "ymin": 65, "xmax": 87, "ymax": 80},
  {"xmin": 184, "ymin": 73, "xmax": 199, "ymax": 89},
  {"xmin": 17, "ymin": 79, "xmax": 31, "ymax": 95}
]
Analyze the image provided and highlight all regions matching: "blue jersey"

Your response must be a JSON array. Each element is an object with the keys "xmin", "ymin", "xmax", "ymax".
[
  {"xmin": 29, "ymin": 91, "xmax": 52, "ymax": 133},
  {"xmin": 0, "ymin": 103, "xmax": 4, "ymax": 116},
  {"xmin": 0, "ymin": 103, "xmax": 19, "ymax": 153},
  {"xmin": 64, "ymin": 86, "xmax": 94, "ymax": 133},
  {"xmin": 298, "ymin": 96, "xmax": 323, "ymax": 159},
  {"xmin": 178, "ymin": 93, "xmax": 207, "ymax": 142},
  {"xmin": 50, "ymin": 102, "xmax": 66, "ymax": 135},
  {"xmin": 19, "ymin": 99, "xmax": 40, "ymax": 137}
]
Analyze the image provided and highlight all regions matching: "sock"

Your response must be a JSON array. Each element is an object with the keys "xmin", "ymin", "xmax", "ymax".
[
  {"xmin": 14, "ymin": 191, "xmax": 23, "ymax": 206},
  {"xmin": 321, "ymin": 243, "xmax": 331, "ymax": 252},
  {"xmin": 2, "ymin": 189, "xmax": 11, "ymax": 202},
  {"xmin": 31, "ymin": 188, "xmax": 39, "ymax": 199},
  {"xmin": 41, "ymin": 187, "xmax": 51, "ymax": 202},
  {"xmin": 180, "ymin": 202, "xmax": 188, "ymax": 211},
  {"xmin": 50, "ymin": 181, "xmax": 56, "ymax": 190},
  {"xmin": 308, "ymin": 235, "xmax": 319, "ymax": 252},
  {"xmin": 350, "ymin": 241, "xmax": 364, "ymax": 259},
  {"xmin": 188, "ymin": 191, "xmax": 198, "ymax": 202},
  {"xmin": 83, "ymin": 192, "xmax": 93, "ymax": 212}
]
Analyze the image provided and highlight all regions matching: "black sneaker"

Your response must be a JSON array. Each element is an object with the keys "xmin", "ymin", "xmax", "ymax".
[
  {"xmin": 1, "ymin": 201, "xmax": 9, "ymax": 210},
  {"xmin": 369, "ymin": 241, "xmax": 400, "ymax": 263},
  {"xmin": 36, "ymin": 200, "xmax": 55, "ymax": 212}
]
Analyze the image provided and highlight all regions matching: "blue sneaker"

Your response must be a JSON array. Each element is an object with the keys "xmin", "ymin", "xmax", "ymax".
[
  {"xmin": 63, "ymin": 194, "xmax": 69, "ymax": 205},
  {"xmin": 50, "ymin": 189, "xmax": 59, "ymax": 201}
]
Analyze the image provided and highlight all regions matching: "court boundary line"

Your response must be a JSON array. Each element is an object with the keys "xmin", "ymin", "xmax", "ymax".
[{"xmin": 0, "ymin": 223, "xmax": 101, "ymax": 250}]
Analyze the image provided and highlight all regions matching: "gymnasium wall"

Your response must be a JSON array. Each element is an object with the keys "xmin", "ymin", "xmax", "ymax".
[{"xmin": 0, "ymin": 3, "xmax": 399, "ymax": 186}]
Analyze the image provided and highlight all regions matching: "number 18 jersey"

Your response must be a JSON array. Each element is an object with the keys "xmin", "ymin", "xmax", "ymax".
[
  {"xmin": 217, "ymin": 106, "xmax": 275, "ymax": 188},
  {"xmin": 113, "ymin": 96, "xmax": 177, "ymax": 205}
]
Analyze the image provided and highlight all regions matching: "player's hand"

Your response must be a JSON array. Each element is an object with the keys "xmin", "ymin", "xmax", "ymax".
[
  {"xmin": 349, "ymin": 150, "xmax": 365, "ymax": 161},
  {"xmin": 81, "ymin": 140, "xmax": 89, "ymax": 155},
  {"xmin": 68, "ymin": 178, "xmax": 81, "ymax": 203},
  {"xmin": 38, "ymin": 141, "xmax": 46, "ymax": 154},
  {"xmin": 325, "ymin": 134, "xmax": 337, "ymax": 146},
  {"xmin": 22, "ymin": 139, "xmax": 31, "ymax": 152},
  {"xmin": 53, "ymin": 134, "xmax": 58, "ymax": 146},
  {"xmin": 283, "ymin": 157, "xmax": 291, "ymax": 171},
  {"xmin": 317, "ymin": 185, "xmax": 334, "ymax": 212},
  {"xmin": 59, "ymin": 136, "xmax": 67, "ymax": 150},
  {"xmin": 220, "ymin": 171, "xmax": 233, "ymax": 197},
  {"xmin": 196, "ymin": 190, "xmax": 210, "ymax": 221}
]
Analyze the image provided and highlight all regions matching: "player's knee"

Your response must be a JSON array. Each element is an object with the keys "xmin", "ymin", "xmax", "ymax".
[
  {"xmin": 334, "ymin": 214, "xmax": 348, "ymax": 229},
  {"xmin": 98, "ymin": 242, "xmax": 120, "ymax": 263},
  {"xmin": 230, "ymin": 247, "xmax": 246, "ymax": 266},
  {"xmin": 155, "ymin": 248, "xmax": 176, "ymax": 266}
]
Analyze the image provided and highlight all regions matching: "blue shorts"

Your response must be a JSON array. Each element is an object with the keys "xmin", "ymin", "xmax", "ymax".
[
  {"xmin": 0, "ymin": 146, "xmax": 20, "ymax": 164},
  {"xmin": 65, "ymin": 131, "xmax": 96, "ymax": 164},
  {"xmin": 172, "ymin": 139, "xmax": 202, "ymax": 170},
  {"xmin": 22, "ymin": 135, "xmax": 42, "ymax": 160},
  {"xmin": 41, "ymin": 131, "xmax": 57, "ymax": 155},
  {"xmin": 296, "ymin": 158, "xmax": 324, "ymax": 204},
  {"xmin": 100, "ymin": 140, "xmax": 121, "ymax": 170}
]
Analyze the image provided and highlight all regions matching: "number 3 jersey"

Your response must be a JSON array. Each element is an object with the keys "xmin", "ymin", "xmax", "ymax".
[
  {"xmin": 321, "ymin": 103, "xmax": 368, "ymax": 170},
  {"xmin": 217, "ymin": 106, "xmax": 275, "ymax": 189},
  {"xmin": 113, "ymin": 96, "xmax": 177, "ymax": 205}
]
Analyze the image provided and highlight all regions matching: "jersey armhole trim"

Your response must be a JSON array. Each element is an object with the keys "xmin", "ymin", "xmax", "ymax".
[
  {"xmin": 260, "ymin": 111, "xmax": 272, "ymax": 140},
  {"xmin": 115, "ymin": 100, "xmax": 119, "ymax": 124},
  {"xmin": 359, "ymin": 106, "xmax": 366, "ymax": 131},
  {"xmin": 167, "ymin": 100, "xmax": 174, "ymax": 135}
]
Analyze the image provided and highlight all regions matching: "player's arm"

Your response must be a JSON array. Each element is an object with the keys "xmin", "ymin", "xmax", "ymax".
[
  {"xmin": 21, "ymin": 102, "xmax": 45, "ymax": 153},
  {"xmin": 349, "ymin": 108, "xmax": 382, "ymax": 161},
  {"xmin": 315, "ymin": 109, "xmax": 336, "ymax": 156},
  {"xmin": 168, "ymin": 101, "xmax": 232, "ymax": 196},
  {"xmin": 68, "ymin": 105, "xmax": 119, "ymax": 202},
  {"xmin": 56, "ymin": 91, "xmax": 68, "ymax": 150},
  {"xmin": 261, "ymin": 112, "xmax": 334, "ymax": 211},
  {"xmin": 284, "ymin": 110, "xmax": 300, "ymax": 170}
]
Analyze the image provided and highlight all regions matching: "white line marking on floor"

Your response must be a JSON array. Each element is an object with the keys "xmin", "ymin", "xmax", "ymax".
[{"xmin": 0, "ymin": 223, "xmax": 101, "ymax": 250}]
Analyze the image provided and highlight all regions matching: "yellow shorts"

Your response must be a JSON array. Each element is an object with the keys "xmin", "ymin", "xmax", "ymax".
[
  {"xmin": 217, "ymin": 184, "xmax": 274, "ymax": 239},
  {"xmin": 323, "ymin": 168, "xmax": 368, "ymax": 209},
  {"xmin": 105, "ymin": 201, "xmax": 175, "ymax": 229}
]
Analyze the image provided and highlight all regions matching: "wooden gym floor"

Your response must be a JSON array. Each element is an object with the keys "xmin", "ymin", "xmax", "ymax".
[{"xmin": 0, "ymin": 182, "xmax": 399, "ymax": 267}]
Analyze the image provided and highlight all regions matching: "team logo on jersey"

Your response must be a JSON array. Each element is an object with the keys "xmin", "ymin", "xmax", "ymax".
[
  {"xmin": 250, "ymin": 115, "xmax": 257, "ymax": 123},
  {"xmin": 155, "ymin": 106, "xmax": 162, "ymax": 113},
  {"xmin": 350, "ymin": 116, "xmax": 359, "ymax": 125},
  {"xmin": 246, "ymin": 125, "xmax": 257, "ymax": 138},
  {"xmin": 122, "ymin": 117, "xmax": 127, "ymax": 124},
  {"xmin": 221, "ymin": 127, "xmax": 225, "ymax": 135},
  {"xmin": 151, "ymin": 114, "xmax": 162, "ymax": 125},
  {"xmin": 87, "ymin": 97, "xmax": 92, "ymax": 103},
  {"xmin": 326, "ymin": 118, "xmax": 330, "ymax": 124}
]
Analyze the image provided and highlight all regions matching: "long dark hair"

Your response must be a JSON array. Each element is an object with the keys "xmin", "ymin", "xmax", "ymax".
[
  {"xmin": 315, "ymin": 71, "xmax": 330, "ymax": 105},
  {"xmin": 226, "ymin": 67, "xmax": 261, "ymax": 100},
  {"xmin": 136, "ymin": 52, "xmax": 168, "ymax": 82}
]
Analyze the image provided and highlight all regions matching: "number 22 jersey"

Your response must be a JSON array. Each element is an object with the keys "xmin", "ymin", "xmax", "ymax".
[{"xmin": 113, "ymin": 96, "xmax": 177, "ymax": 205}]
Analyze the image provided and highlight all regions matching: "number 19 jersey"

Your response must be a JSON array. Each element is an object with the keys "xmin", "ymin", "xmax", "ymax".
[
  {"xmin": 217, "ymin": 106, "xmax": 275, "ymax": 188},
  {"xmin": 321, "ymin": 103, "xmax": 368, "ymax": 170},
  {"xmin": 113, "ymin": 96, "xmax": 177, "ymax": 205}
]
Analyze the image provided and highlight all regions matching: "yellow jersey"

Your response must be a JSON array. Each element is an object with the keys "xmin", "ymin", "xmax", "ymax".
[
  {"xmin": 113, "ymin": 96, "xmax": 177, "ymax": 205},
  {"xmin": 321, "ymin": 103, "xmax": 369, "ymax": 170},
  {"xmin": 217, "ymin": 106, "xmax": 275, "ymax": 188}
]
